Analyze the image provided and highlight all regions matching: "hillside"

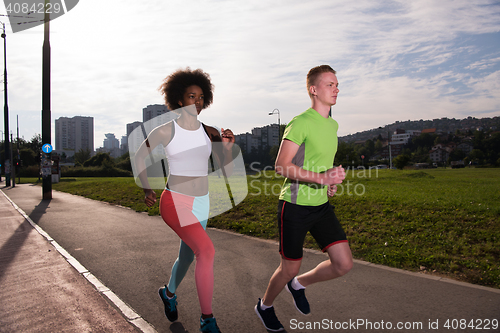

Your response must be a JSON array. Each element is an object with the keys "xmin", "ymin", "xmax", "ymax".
[{"xmin": 339, "ymin": 116, "xmax": 500, "ymax": 143}]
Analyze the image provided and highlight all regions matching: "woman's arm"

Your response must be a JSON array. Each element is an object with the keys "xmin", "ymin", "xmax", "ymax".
[
  {"xmin": 205, "ymin": 125, "xmax": 235, "ymax": 176},
  {"xmin": 134, "ymin": 122, "xmax": 173, "ymax": 206}
]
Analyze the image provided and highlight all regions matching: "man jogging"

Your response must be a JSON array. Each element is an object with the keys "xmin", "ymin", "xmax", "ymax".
[{"xmin": 255, "ymin": 65, "xmax": 353, "ymax": 332}]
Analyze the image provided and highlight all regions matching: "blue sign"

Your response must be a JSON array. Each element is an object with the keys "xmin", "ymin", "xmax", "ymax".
[{"xmin": 42, "ymin": 143, "xmax": 53, "ymax": 154}]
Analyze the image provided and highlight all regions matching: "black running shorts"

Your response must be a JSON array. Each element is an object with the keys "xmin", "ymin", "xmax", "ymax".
[{"xmin": 277, "ymin": 200, "xmax": 347, "ymax": 260}]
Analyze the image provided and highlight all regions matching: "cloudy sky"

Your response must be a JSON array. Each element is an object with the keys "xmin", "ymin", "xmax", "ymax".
[{"xmin": 2, "ymin": 0, "xmax": 500, "ymax": 149}]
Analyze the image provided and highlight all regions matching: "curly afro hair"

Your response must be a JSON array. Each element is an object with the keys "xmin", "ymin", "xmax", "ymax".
[{"xmin": 159, "ymin": 68, "xmax": 214, "ymax": 111}]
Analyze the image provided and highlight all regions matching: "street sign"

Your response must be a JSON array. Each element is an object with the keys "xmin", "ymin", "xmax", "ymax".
[{"xmin": 42, "ymin": 143, "xmax": 53, "ymax": 154}]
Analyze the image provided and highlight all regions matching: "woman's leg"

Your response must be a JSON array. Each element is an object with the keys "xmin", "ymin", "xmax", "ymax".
[
  {"xmin": 160, "ymin": 190, "xmax": 213, "ymax": 314},
  {"xmin": 167, "ymin": 240, "xmax": 194, "ymax": 294},
  {"xmin": 178, "ymin": 222, "xmax": 215, "ymax": 315},
  {"xmin": 167, "ymin": 218, "xmax": 208, "ymax": 293}
]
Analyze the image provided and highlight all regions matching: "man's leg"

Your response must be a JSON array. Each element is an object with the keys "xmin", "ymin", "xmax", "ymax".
[
  {"xmin": 255, "ymin": 200, "xmax": 308, "ymax": 331},
  {"xmin": 255, "ymin": 257, "xmax": 301, "ymax": 332},
  {"xmin": 296, "ymin": 242, "xmax": 353, "ymax": 287},
  {"xmin": 262, "ymin": 257, "xmax": 302, "ymax": 306}
]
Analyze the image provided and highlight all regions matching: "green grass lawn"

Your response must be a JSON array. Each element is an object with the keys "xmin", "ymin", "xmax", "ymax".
[{"xmin": 19, "ymin": 167, "xmax": 500, "ymax": 288}]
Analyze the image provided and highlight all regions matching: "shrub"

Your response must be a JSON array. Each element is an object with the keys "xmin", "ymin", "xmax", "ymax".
[
  {"xmin": 393, "ymin": 154, "xmax": 411, "ymax": 170},
  {"xmin": 116, "ymin": 156, "xmax": 132, "ymax": 171},
  {"xmin": 83, "ymin": 152, "xmax": 113, "ymax": 167},
  {"xmin": 61, "ymin": 165, "xmax": 132, "ymax": 177},
  {"xmin": 18, "ymin": 165, "xmax": 41, "ymax": 177}
]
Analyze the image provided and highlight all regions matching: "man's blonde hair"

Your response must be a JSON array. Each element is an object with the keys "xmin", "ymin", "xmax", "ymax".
[{"xmin": 307, "ymin": 65, "xmax": 336, "ymax": 97}]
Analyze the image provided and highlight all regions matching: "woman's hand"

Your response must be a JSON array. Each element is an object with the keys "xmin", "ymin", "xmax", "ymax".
[
  {"xmin": 144, "ymin": 189, "xmax": 157, "ymax": 207},
  {"xmin": 221, "ymin": 128, "xmax": 234, "ymax": 151}
]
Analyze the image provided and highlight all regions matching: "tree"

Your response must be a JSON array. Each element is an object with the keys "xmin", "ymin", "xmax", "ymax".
[
  {"xmin": 412, "ymin": 133, "xmax": 437, "ymax": 151},
  {"xmin": 29, "ymin": 134, "xmax": 42, "ymax": 153},
  {"xmin": 19, "ymin": 148, "xmax": 36, "ymax": 166},
  {"xmin": 336, "ymin": 141, "xmax": 356, "ymax": 166},
  {"xmin": 115, "ymin": 152, "xmax": 132, "ymax": 171},
  {"xmin": 279, "ymin": 124, "xmax": 287, "ymax": 142},
  {"xmin": 393, "ymin": 154, "xmax": 411, "ymax": 170},
  {"xmin": 269, "ymin": 145, "xmax": 279, "ymax": 165},
  {"xmin": 412, "ymin": 146, "xmax": 430, "ymax": 163},
  {"xmin": 365, "ymin": 139, "xmax": 375, "ymax": 155},
  {"xmin": 74, "ymin": 148, "xmax": 92, "ymax": 166},
  {"xmin": 473, "ymin": 130, "xmax": 485, "ymax": 149},
  {"xmin": 483, "ymin": 132, "xmax": 500, "ymax": 165},
  {"xmin": 469, "ymin": 149, "xmax": 484, "ymax": 164},
  {"xmin": 448, "ymin": 149, "xmax": 466, "ymax": 163},
  {"xmin": 83, "ymin": 152, "xmax": 113, "ymax": 167}
]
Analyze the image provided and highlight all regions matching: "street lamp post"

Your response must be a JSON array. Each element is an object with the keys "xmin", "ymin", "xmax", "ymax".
[
  {"xmin": 0, "ymin": 129, "xmax": 3, "ymax": 182},
  {"xmin": 10, "ymin": 132, "xmax": 14, "ymax": 187},
  {"xmin": 269, "ymin": 108, "xmax": 281, "ymax": 145},
  {"xmin": 1, "ymin": 21, "xmax": 10, "ymax": 186},
  {"xmin": 42, "ymin": 1, "xmax": 52, "ymax": 199}
]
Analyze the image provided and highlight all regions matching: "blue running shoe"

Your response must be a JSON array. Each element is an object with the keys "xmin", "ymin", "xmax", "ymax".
[
  {"xmin": 200, "ymin": 316, "xmax": 221, "ymax": 333},
  {"xmin": 286, "ymin": 279, "xmax": 310, "ymax": 315},
  {"xmin": 158, "ymin": 286, "xmax": 178, "ymax": 322},
  {"xmin": 254, "ymin": 298, "xmax": 284, "ymax": 332}
]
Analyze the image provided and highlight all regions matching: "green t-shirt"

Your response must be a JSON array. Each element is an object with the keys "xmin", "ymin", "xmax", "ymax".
[{"xmin": 279, "ymin": 108, "xmax": 339, "ymax": 206}]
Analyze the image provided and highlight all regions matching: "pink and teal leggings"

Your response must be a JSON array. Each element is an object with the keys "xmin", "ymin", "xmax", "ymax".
[{"xmin": 159, "ymin": 189, "xmax": 213, "ymax": 315}]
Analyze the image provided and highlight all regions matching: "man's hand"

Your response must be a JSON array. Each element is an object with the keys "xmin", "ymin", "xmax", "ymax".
[
  {"xmin": 144, "ymin": 189, "xmax": 157, "ymax": 207},
  {"xmin": 327, "ymin": 184, "xmax": 338, "ymax": 197},
  {"xmin": 321, "ymin": 165, "xmax": 346, "ymax": 185}
]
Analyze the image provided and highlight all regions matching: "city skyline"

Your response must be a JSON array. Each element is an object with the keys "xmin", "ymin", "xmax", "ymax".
[{"xmin": 1, "ymin": 0, "xmax": 499, "ymax": 149}]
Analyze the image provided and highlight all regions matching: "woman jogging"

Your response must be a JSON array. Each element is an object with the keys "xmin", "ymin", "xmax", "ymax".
[{"xmin": 135, "ymin": 68, "xmax": 234, "ymax": 333}]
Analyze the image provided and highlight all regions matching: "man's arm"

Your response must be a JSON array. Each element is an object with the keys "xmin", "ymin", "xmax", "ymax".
[{"xmin": 275, "ymin": 139, "xmax": 345, "ymax": 186}]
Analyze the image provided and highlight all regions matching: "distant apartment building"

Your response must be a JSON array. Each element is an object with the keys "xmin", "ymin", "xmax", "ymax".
[
  {"xmin": 143, "ymin": 104, "xmax": 170, "ymax": 130},
  {"xmin": 391, "ymin": 129, "xmax": 421, "ymax": 145},
  {"xmin": 429, "ymin": 143, "xmax": 455, "ymax": 163},
  {"xmin": 380, "ymin": 129, "xmax": 420, "ymax": 159},
  {"xmin": 120, "ymin": 135, "xmax": 128, "ymax": 156},
  {"xmin": 126, "ymin": 121, "xmax": 143, "ymax": 154},
  {"xmin": 235, "ymin": 124, "xmax": 279, "ymax": 154},
  {"xmin": 55, "ymin": 116, "xmax": 94, "ymax": 157},
  {"xmin": 235, "ymin": 132, "xmax": 259, "ymax": 154},
  {"xmin": 125, "ymin": 105, "xmax": 172, "ymax": 157},
  {"xmin": 429, "ymin": 147, "xmax": 450, "ymax": 163},
  {"xmin": 127, "ymin": 121, "xmax": 143, "ymax": 137},
  {"xmin": 103, "ymin": 133, "xmax": 120, "ymax": 150},
  {"xmin": 254, "ymin": 124, "xmax": 280, "ymax": 147},
  {"xmin": 97, "ymin": 133, "xmax": 121, "ymax": 158},
  {"xmin": 380, "ymin": 142, "xmax": 403, "ymax": 159},
  {"xmin": 456, "ymin": 142, "xmax": 473, "ymax": 155}
]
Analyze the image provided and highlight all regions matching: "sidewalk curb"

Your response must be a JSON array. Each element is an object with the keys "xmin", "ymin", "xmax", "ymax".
[{"xmin": 0, "ymin": 188, "xmax": 158, "ymax": 333}]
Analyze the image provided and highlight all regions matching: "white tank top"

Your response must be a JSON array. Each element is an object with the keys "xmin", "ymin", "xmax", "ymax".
[{"xmin": 164, "ymin": 120, "xmax": 212, "ymax": 177}]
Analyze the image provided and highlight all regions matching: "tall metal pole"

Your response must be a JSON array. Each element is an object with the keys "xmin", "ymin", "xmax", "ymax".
[
  {"xmin": 17, "ymin": 114, "xmax": 20, "ymax": 184},
  {"xmin": 388, "ymin": 131, "xmax": 392, "ymax": 169},
  {"xmin": 42, "ymin": 1, "xmax": 52, "ymax": 199},
  {"xmin": 1, "ymin": 21, "xmax": 10, "ymax": 186},
  {"xmin": 10, "ymin": 132, "xmax": 14, "ymax": 186},
  {"xmin": 269, "ymin": 108, "xmax": 280, "ymax": 145},
  {"xmin": 0, "ymin": 129, "xmax": 3, "ymax": 182}
]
